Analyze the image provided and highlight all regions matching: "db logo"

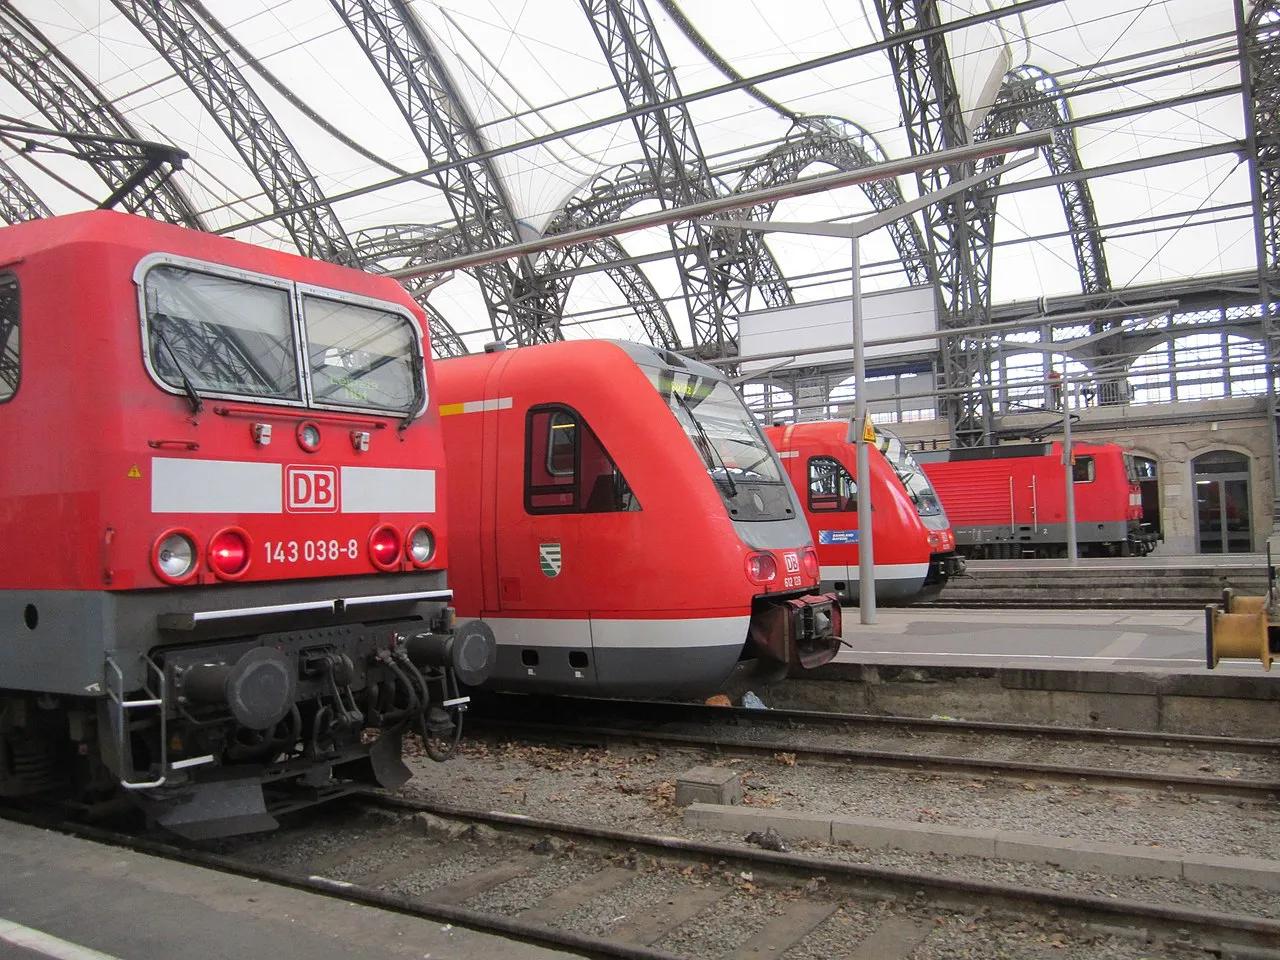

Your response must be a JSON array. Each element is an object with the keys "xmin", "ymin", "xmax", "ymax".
[
  {"xmin": 783, "ymin": 552, "xmax": 800, "ymax": 573},
  {"xmin": 285, "ymin": 465, "xmax": 339, "ymax": 513}
]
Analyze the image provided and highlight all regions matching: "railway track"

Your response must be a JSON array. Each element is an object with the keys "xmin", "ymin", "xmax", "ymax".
[
  {"xmin": 467, "ymin": 693, "xmax": 1280, "ymax": 801},
  {"xmin": 8, "ymin": 792, "xmax": 1280, "ymax": 959},
  {"xmin": 915, "ymin": 597, "xmax": 1208, "ymax": 609}
]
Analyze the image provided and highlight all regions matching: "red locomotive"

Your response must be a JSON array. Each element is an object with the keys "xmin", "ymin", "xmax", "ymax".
[
  {"xmin": 766, "ymin": 422, "xmax": 965, "ymax": 604},
  {"xmin": 916, "ymin": 442, "xmax": 1156, "ymax": 558},
  {"xmin": 0, "ymin": 211, "xmax": 493, "ymax": 838},
  {"xmin": 437, "ymin": 340, "xmax": 841, "ymax": 697}
]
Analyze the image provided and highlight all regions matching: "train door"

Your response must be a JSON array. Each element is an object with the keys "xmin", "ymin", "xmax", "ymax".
[
  {"xmin": 807, "ymin": 455, "xmax": 859, "ymax": 592},
  {"xmin": 1133, "ymin": 455, "xmax": 1162, "ymax": 540},
  {"xmin": 492, "ymin": 403, "xmax": 594, "ymax": 686},
  {"xmin": 494, "ymin": 403, "xmax": 639, "ymax": 687},
  {"xmin": 1193, "ymin": 450, "xmax": 1252, "ymax": 554}
]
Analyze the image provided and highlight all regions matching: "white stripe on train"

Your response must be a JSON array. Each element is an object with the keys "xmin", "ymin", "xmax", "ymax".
[
  {"xmin": 820, "ymin": 562, "xmax": 929, "ymax": 583},
  {"xmin": 150, "ymin": 457, "xmax": 436, "ymax": 514},
  {"xmin": 480, "ymin": 615, "xmax": 752, "ymax": 650}
]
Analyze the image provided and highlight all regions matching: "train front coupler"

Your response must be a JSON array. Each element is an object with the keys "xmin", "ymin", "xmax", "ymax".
[
  {"xmin": 397, "ymin": 619, "xmax": 497, "ymax": 761},
  {"xmin": 747, "ymin": 593, "xmax": 842, "ymax": 673}
]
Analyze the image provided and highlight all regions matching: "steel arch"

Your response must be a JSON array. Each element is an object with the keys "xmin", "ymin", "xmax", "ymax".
[
  {"xmin": 0, "ymin": 156, "xmax": 50, "ymax": 224},
  {"xmin": 733, "ymin": 116, "xmax": 931, "ymax": 286},
  {"xmin": 978, "ymin": 66, "xmax": 1110, "ymax": 295},
  {"xmin": 581, "ymin": 0, "xmax": 790, "ymax": 357},
  {"xmin": 872, "ymin": 0, "xmax": 993, "ymax": 447},
  {"xmin": 350, "ymin": 223, "xmax": 469, "ymax": 358},
  {"xmin": 110, "ymin": 0, "xmax": 352, "ymax": 261},
  {"xmin": 0, "ymin": 5, "xmax": 202, "ymax": 227},
  {"xmin": 329, "ymin": 0, "xmax": 560, "ymax": 346},
  {"xmin": 540, "ymin": 235, "xmax": 680, "ymax": 348},
  {"xmin": 1246, "ymin": 2, "xmax": 1280, "ymax": 284}
]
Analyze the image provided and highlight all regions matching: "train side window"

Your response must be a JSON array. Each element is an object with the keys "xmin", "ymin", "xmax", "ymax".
[
  {"xmin": 546, "ymin": 410, "xmax": 576, "ymax": 476},
  {"xmin": 1072, "ymin": 456, "xmax": 1096, "ymax": 483},
  {"xmin": 808, "ymin": 457, "xmax": 856, "ymax": 512},
  {"xmin": 526, "ymin": 405, "xmax": 640, "ymax": 514},
  {"xmin": 0, "ymin": 275, "xmax": 17, "ymax": 403}
]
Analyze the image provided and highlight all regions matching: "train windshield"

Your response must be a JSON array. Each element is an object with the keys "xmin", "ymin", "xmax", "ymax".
[
  {"xmin": 877, "ymin": 429, "xmax": 944, "ymax": 517},
  {"xmin": 647, "ymin": 369, "xmax": 793, "ymax": 521},
  {"xmin": 142, "ymin": 264, "xmax": 423, "ymax": 415}
]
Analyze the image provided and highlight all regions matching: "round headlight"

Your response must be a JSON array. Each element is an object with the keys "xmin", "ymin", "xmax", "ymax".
[
  {"xmin": 406, "ymin": 525, "xmax": 435, "ymax": 566},
  {"xmin": 208, "ymin": 527, "xmax": 251, "ymax": 579},
  {"xmin": 153, "ymin": 530, "xmax": 198, "ymax": 583},
  {"xmin": 297, "ymin": 421, "xmax": 322, "ymax": 453},
  {"xmin": 369, "ymin": 524, "xmax": 401, "ymax": 571}
]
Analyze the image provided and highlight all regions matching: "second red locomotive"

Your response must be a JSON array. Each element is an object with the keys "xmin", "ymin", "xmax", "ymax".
[{"xmin": 916, "ymin": 441, "xmax": 1157, "ymax": 558}]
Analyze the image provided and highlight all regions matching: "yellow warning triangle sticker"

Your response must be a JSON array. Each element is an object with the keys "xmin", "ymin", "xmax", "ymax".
[
  {"xmin": 862, "ymin": 415, "xmax": 876, "ymax": 443},
  {"xmin": 126, "ymin": 465, "xmax": 142, "ymax": 479}
]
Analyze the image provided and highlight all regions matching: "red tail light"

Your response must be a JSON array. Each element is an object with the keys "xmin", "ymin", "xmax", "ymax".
[
  {"xmin": 369, "ymin": 525, "xmax": 402, "ymax": 571},
  {"xmin": 801, "ymin": 546, "xmax": 819, "ymax": 580},
  {"xmin": 208, "ymin": 527, "xmax": 251, "ymax": 579},
  {"xmin": 746, "ymin": 552, "xmax": 777, "ymax": 585}
]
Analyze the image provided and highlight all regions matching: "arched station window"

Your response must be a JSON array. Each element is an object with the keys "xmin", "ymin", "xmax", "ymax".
[
  {"xmin": 988, "ymin": 349, "xmax": 1088, "ymax": 412},
  {"xmin": 1130, "ymin": 334, "xmax": 1271, "ymax": 404}
]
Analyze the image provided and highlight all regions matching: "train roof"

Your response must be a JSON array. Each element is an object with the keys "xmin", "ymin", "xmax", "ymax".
[
  {"xmin": 914, "ymin": 440, "xmax": 1126, "ymax": 464},
  {"xmin": 436, "ymin": 338, "xmax": 728, "ymax": 382},
  {"xmin": 765, "ymin": 420, "xmax": 863, "ymax": 449},
  {"xmin": 0, "ymin": 210, "xmax": 422, "ymax": 319}
]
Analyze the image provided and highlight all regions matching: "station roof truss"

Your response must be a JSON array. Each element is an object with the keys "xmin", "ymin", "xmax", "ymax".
[{"xmin": 0, "ymin": 0, "xmax": 1265, "ymax": 443}]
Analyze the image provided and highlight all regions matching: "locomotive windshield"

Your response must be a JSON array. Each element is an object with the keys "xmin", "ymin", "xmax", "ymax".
[
  {"xmin": 877, "ymin": 429, "xmax": 944, "ymax": 517},
  {"xmin": 142, "ymin": 263, "xmax": 423, "ymax": 415},
  {"xmin": 647, "ymin": 368, "xmax": 794, "ymax": 521}
]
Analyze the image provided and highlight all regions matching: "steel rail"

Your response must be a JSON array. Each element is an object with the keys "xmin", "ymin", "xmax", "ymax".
[
  {"xmin": 469, "ymin": 717, "xmax": 1280, "ymax": 801},
  {"xmin": 360, "ymin": 793, "xmax": 1280, "ymax": 951},
  {"xmin": 469, "ymin": 692, "xmax": 1280, "ymax": 756},
  {"xmin": 915, "ymin": 597, "xmax": 1213, "ymax": 610},
  {"xmin": 8, "ymin": 791, "xmax": 1279, "ymax": 956},
  {"xmin": 0, "ymin": 806, "xmax": 681, "ymax": 960}
]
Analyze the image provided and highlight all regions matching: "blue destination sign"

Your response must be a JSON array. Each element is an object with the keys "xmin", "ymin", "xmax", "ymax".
[{"xmin": 818, "ymin": 529, "xmax": 859, "ymax": 545}]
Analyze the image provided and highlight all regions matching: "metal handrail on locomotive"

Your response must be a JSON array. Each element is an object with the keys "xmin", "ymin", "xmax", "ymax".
[
  {"xmin": 766, "ymin": 421, "xmax": 966, "ymax": 605},
  {"xmin": 915, "ymin": 442, "xmax": 1157, "ymax": 559},
  {"xmin": 0, "ymin": 211, "xmax": 495, "ymax": 839},
  {"xmin": 437, "ymin": 340, "xmax": 842, "ymax": 697}
]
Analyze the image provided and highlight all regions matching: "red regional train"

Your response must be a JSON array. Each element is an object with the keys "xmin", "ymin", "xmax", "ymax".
[
  {"xmin": 766, "ymin": 421, "xmax": 965, "ymax": 604},
  {"xmin": 915, "ymin": 442, "xmax": 1157, "ymax": 558},
  {"xmin": 437, "ymin": 340, "xmax": 842, "ymax": 697},
  {"xmin": 0, "ymin": 211, "xmax": 494, "ymax": 838}
]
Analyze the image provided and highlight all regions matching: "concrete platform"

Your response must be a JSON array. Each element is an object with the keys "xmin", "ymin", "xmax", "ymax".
[
  {"xmin": 0, "ymin": 819, "xmax": 570, "ymax": 960},
  {"xmin": 834, "ymin": 607, "xmax": 1269, "ymax": 674}
]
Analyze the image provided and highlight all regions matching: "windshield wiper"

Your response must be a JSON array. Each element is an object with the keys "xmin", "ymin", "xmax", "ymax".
[
  {"xmin": 399, "ymin": 341, "xmax": 426, "ymax": 431},
  {"xmin": 673, "ymin": 392, "xmax": 737, "ymax": 499},
  {"xmin": 154, "ymin": 326, "xmax": 204, "ymax": 416}
]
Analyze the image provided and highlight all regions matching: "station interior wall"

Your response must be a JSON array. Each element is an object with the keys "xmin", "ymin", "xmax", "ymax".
[{"xmin": 866, "ymin": 397, "xmax": 1273, "ymax": 556}]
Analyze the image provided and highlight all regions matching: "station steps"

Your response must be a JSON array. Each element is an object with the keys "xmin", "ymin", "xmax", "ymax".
[{"xmin": 920, "ymin": 564, "xmax": 1270, "ymax": 609}]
